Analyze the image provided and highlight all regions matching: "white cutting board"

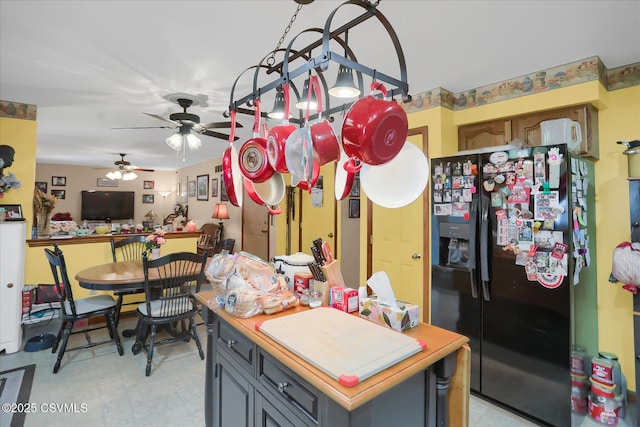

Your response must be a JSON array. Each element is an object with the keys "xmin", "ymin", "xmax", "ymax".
[{"xmin": 257, "ymin": 307, "xmax": 426, "ymax": 387}]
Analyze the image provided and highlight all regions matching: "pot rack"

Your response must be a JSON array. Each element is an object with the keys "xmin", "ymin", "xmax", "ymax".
[{"xmin": 227, "ymin": 0, "xmax": 411, "ymax": 124}]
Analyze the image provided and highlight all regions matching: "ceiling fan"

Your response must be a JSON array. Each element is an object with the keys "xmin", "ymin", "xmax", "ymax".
[
  {"xmin": 105, "ymin": 153, "xmax": 153, "ymax": 181},
  {"xmin": 113, "ymin": 94, "xmax": 240, "ymax": 142}
]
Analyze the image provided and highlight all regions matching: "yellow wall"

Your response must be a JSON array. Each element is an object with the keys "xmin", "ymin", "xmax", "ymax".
[
  {"xmin": 0, "ymin": 117, "xmax": 37, "ymax": 237},
  {"xmin": 404, "ymin": 82, "xmax": 639, "ymax": 390}
]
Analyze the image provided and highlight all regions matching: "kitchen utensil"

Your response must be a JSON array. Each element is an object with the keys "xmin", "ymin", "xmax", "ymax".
[
  {"xmin": 360, "ymin": 141, "xmax": 429, "ymax": 208},
  {"xmin": 321, "ymin": 241, "xmax": 333, "ymax": 263},
  {"xmin": 310, "ymin": 245, "xmax": 324, "ymax": 266},
  {"xmin": 541, "ymin": 118, "xmax": 582, "ymax": 153},
  {"xmin": 243, "ymin": 173, "xmax": 285, "ymax": 215},
  {"xmin": 267, "ymin": 83, "xmax": 296, "ymax": 173},
  {"xmin": 334, "ymin": 149, "xmax": 357, "ymax": 201},
  {"xmin": 307, "ymin": 75, "xmax": 340, "ymax": 166},
  {"xmin": 222, "ymin": 110, "xmax": 243, "ymax": 207},
  {"xmin": 341, "ymin": 82, "xmax": 408, "ymax": 167},
  {"xmin": 239, "ymin": 99, "xmax": 275, "ymax": 183}
]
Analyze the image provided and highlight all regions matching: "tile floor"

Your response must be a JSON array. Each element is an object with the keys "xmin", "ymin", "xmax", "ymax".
[{"xmin": 1, "ymin": 315, "xmax": 635, "ymax": 427}]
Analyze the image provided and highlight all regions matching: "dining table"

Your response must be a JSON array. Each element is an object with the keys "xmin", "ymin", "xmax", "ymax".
[{"xmin": 75, "ymin": 260, "xmax": 153, "ymax": 339}]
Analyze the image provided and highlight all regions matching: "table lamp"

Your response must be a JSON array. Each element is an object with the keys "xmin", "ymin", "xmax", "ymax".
[{"xmin": 212, "ymin": 203, "xmax": 229, "ymax": 236}]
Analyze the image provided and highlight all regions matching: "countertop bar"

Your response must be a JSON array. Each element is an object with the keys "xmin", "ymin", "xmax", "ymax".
[
  {"xmin": 27, "ymin": 231, "xmax": 199, "ymax": 247},
  {"xmin": 195, "ymin": 290, "xmax": 470, "ymax": 424}
]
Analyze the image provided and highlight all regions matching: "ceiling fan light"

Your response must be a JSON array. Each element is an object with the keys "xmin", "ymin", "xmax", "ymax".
[
  {"xmin": 122, "ymin": 171, "xmax": 137, "ymax": 181},
  {"xmin": 105, "ymin": 171, "xmax": 118, "ymax": 180},
  {"xmin": 166, "ymin": 133, "xmax": 183, "ymax": 150},
  {"xmin": 329, "ymin": 65, "xmax": 361, "ymax": 98},
  {"xmin": 295, "ymin": 78, "xmax": 318, "ymax": 111},
  {"xmin": 186, "ymin": 133, "xmax": 201, "ymax": 150}
]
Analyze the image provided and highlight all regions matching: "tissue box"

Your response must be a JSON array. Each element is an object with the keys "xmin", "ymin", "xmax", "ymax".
[
  {"xmin": 330, "ymin": 286, "xmax": 359, "ymax": 313},
  {"xmin": 359, "ymin": 296, "xmax": 420, "ymax": 332}
]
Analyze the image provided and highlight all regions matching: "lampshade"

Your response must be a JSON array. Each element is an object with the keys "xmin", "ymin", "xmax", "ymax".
[
  {"xmin": 166, "ymin": 132, "xmax": 202, "ymax": 151},
  {"xmin": 267, "ymin": 90, "xmax": 287, "ymax": 120},
  {"xmin": 145, "ymin": 210, "xmax": 157, "ymax": 220},
  {"xmin": 157, "ymin": 190, "xmax": 172, "ymax": 198},
  {"xmin": 294, "ymin": 78, "xmax": 318, "ymax": 111},
  {"xmin": 106, "ymin": 169, "xmax": 137, "ymax": 181},
  {"xmin": 328, "ymin": 65, "xmax": 361, "ymax": 98},
  {"xmin": 212, "ymin": 203, "xmax": 229, "ymax": 221}
]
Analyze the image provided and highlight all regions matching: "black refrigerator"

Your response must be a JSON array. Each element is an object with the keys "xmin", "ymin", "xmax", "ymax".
[{"xmin": 430, "ymin": 144, "xmax": 597, "ymax": 426}]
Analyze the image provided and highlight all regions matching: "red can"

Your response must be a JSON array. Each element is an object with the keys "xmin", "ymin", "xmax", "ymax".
[{"xmin": 293, "ymin": 272, "xmax": 313, "ymax": 297}]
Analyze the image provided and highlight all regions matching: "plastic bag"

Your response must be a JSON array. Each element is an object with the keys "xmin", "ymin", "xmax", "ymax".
[{"xmin": 611, "ymin": 241, "xmax": 640, "ymax": 293}]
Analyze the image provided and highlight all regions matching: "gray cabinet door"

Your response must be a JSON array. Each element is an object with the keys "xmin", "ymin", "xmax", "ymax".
[
  {"xmin": 255, "ymin": 391, "xmax": 304, "ymax": 427},
  {"xmin": 214, "ymin": 353, "xmax": 254, "ymax": 427}
]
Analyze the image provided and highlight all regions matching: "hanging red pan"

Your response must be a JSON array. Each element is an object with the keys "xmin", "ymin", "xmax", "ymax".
[
  {"xmin": 341, "ymin": 82, "xmax": 408, "ymax": 169},
  {"xmin": 267, "ymin": 83, "xmax": 296, "ymax": 173},
  {"xmin": 243, "ymin": 174, "xmax": 285, "ymax": 215},
  {"xmin": 222, "ymin": 110, "xmax": 243, "ymax": 207},
  {"xmin": 239, "ymin": 99, "xmax": 275, "ymax": 183}
]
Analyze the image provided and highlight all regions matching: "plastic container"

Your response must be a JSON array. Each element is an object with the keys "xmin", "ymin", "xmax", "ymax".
[
  {"xmin": 588, "ymin": 379, "xmax": 621, "ymax": 425},
  {"xmin": 571, "ymin": 375, "xmax": 589, "ymax": 415}
]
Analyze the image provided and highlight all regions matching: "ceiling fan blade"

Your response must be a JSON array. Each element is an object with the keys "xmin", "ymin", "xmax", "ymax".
[
  {"xmin": 112, "ymin": 126, "xmax": 176, "ymax": 130},
  {"xmin": 143, "ymin": 113, "xmax": 181, "ymax": 126},
  {"xmin": 200, "ymin": 121, "xmax": 242, "ymax": 129},
  {"xmin": 202, "ymin": 129, "xmax": 239, "ymax": 141},
  {"xmin": 133, "ymin": 168, "xmax": 155, "ymax": 172}
]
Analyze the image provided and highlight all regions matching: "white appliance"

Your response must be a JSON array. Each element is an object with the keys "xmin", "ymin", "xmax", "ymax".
[
  {"xmin": 541, "ymin": 118, "xmax": 582, "ymax": 153},
  {"xmin": 0, "ymin": 220, "xmax": 26, "ymax": 353}
]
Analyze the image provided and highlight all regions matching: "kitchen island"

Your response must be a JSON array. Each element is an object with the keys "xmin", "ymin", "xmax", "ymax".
[{"xmin": 195, "ymin": 290, "xmax": 470, "ymax": 427}]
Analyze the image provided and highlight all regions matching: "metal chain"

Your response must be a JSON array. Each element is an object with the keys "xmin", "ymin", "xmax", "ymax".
[{"xmin": 266, "ymin": 3, "xmax": 304, "ymax": 67}]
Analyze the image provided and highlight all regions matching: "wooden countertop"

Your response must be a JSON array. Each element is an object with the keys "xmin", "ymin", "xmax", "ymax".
[
  {"xmin": 27, "ymin": 231, "xmax": 199, "ymax": 247},
  {"xmin": 195, "ymin": 289, "xmax": 470, "ymax": 413}
]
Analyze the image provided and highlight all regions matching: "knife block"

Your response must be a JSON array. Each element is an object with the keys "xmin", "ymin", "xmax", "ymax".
[
  {"xmin": 320, "ymin": 259, "xmax": 346, "ymax": 288},
  {"xmin": 313, "ymin": 280, "xmax": 330, "ymax": 306}
]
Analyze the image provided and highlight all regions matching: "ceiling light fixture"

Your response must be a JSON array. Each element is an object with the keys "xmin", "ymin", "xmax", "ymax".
[
  {"xmin": 329, "ymin": 31, "xmax": 360, "ymax": 99},
  {"xmin": 267, "ymin": 89, "xmax": 287, "ymax": 120},
  {"xmin": 295, "ymin": 71, "xmax": 318, "ymax": 111},
  {"xmin": 166, "ymin": 125, "xmax": 202, "ymax": 161}
]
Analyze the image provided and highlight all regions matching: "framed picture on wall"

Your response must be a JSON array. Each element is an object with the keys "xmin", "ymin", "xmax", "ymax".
[
  {"xmin": 143, "ymin": 180, "xmax": 155, "ymax": 189},
  {"xmin": 211, "ymin": 178, "xmax": 218, "ymax": 197},
  {"xmin": 52, "ymin": 176, "xmax": 66, "ymax": 186},
  {"xmin": 348, "ymin": 198, "xmax": 360, "ymax": 218},
  {"xmin": 188, "ymin": 180, "xmax": 196, "ymax": 198},
  {"xmin": 197, "ymin": 174, "xmax": 209, "ymax": 201},
  {"xmin": 35, "ymin": 181, "xmax": 47, "ymax": 193},
  {"xmin": 97, "ymin": 178, "xmax": 118, "ymax": 187},
  {"xmin": 220, "ymin": 174, "xmax": 228, "ymax": 202},
  {"xmin": 0, "ymin": 204, "xmax": 23, "ymax": 219},
  {"xmin": 51, "ymin": 189, "xmax": 66, "ymax": 199},
  {"xmin": 142, "ymin": 194, "xmax": 154, "ymax": 204}
]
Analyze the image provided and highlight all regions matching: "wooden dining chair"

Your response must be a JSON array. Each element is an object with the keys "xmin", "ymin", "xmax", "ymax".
[
  {"xmin": 132, "ymin": 250, "xmax": 207, "ymax": 376},
  {"xmin": 44, "ymin": 243, "xmax": 124, "ymax": 373},
  {"xmin": 110, "ymin": 235, "xmax": 147, "ymax": 327}
]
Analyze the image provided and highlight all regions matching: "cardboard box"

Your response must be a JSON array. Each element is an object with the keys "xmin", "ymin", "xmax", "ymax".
[
  {"xmin": 359, "ymin": 296, "xmax": 420, "ymax": 332},
  {"xmin": 330, "ymin": 286, "xmax": 359, "ymax": 313}
]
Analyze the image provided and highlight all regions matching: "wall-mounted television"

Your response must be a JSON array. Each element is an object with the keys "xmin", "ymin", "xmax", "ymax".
[{"xmin": 81, "ymin": 191, "xmax": 135, "ymax": 221}]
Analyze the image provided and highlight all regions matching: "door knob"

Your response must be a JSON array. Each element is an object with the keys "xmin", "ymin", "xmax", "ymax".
[
  {"xmin": 7, "ymin": 282, "xmax": 14, "ymax": 288},
  {"xmin": 327, "ymin": 233, "xmax": 334, "ymax": 238},
  {"xmin": 412, "ymin": 253, "xmax": 421, "ymax": 260},
  {"xmin": 261, "ymin": 229, "xmax": 267, "ymax": 233}
]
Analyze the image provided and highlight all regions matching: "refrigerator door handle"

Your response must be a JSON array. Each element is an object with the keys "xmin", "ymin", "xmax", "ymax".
[
  {"xmin": 479, "ymin": 193, "xmax": 491, "ymax": 300},
  {"xmin": 469, "ymin": 268, "xmax": 478, "ymax": 299}
]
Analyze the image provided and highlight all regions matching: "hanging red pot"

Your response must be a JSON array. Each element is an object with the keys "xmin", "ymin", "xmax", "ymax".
[
  {"xmin": 267, "ymin": 84, "xmax": 296, "ymax": 173},
  {"xmin": 341, "ymin": 82, "xmax": 408, "ymax": 168},
  {"xmin": 239, "ymin": 99, "xmax": 275, "ymax": 183},
  {"xmin": 222, "ymin": 110, "xmax": 243, "ymax": 207}
]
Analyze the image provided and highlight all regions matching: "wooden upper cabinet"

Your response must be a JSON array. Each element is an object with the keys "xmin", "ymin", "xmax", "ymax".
[
  {"xmin": 458, "ymin": 119, "xmax": 512, "ymax": 151},
  {"xmin": 458, "ymin": 104, "xmax": 599, "ymax": 159}
]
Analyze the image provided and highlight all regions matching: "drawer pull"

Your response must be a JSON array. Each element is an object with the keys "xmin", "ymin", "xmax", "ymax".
[
  {"xmin": 227, "ymin": 339, "xmax": 236, "ymax": 348},
  {"xmin": 277, "ymin": 382, "xmax": 288, "ymax": 393}
]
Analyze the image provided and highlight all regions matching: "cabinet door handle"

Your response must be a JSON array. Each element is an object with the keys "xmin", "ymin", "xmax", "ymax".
[
  {"xmin": 227, "ymin": 339, "xmax": 236, "ymax": 348},
  {"xmin": 411, "ymin": 253, "xmax": 421, "ymax": 259},
  {"xmin": 327, "ymin": 233, "xmax": 334, "ymax": 238},
  {"xmin": 7, "ymin": 282, "xmax": 14, "ymax": 288},
  {"xmin": 277, "ymin": 382, "xmax": 288, "ymax": 392}
]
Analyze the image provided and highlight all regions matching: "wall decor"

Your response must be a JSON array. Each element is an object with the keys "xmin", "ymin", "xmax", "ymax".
[
  {"xmin": 0, "ymin": 204, "xmax": 23, "ymax": 219},
  {"xmin": 220, "ymin": 174, "xmax": 228, "ymax": 202},
  {"xmin": 180, "ymin": 176, "xmax": 188, "ymax": 203},
  {"xmin": 142, "ymin": 194, "xmax": 154, "ymax": 204},
  {"xmin": 350, "ymin": 173, "xmax": 360, "ymax": 197},
  {"xmin": 197, "ymin": 174, "xmax": 209, "ymax": 201},
  {"xmin": 348, "ymin": 198, "xmax": 360, "ymax": 218},
  {"xmin": 97, "ymin": 178, "xmax": 118, "ymax": 187},
  {"xmin": 52, "ymin": 176, "xmax": 66, "ymax": 186},
  {"xmin": 188, "ymin": 180, "xmax": 196, "ymax": 198},
  {"xmin": 51, "ymin": 189, "xmax": 66, "ymax": 199},
  {"xmin": 35, "ymin": 181, "xmax": 47, "ymax": 193},
  {"xmin": 143, "ymin": 180, "xmax": 155, "ymax": 189},
  {"xmin": 211, "ymin": 178, "xmax": 219, "ymax": 197}
]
